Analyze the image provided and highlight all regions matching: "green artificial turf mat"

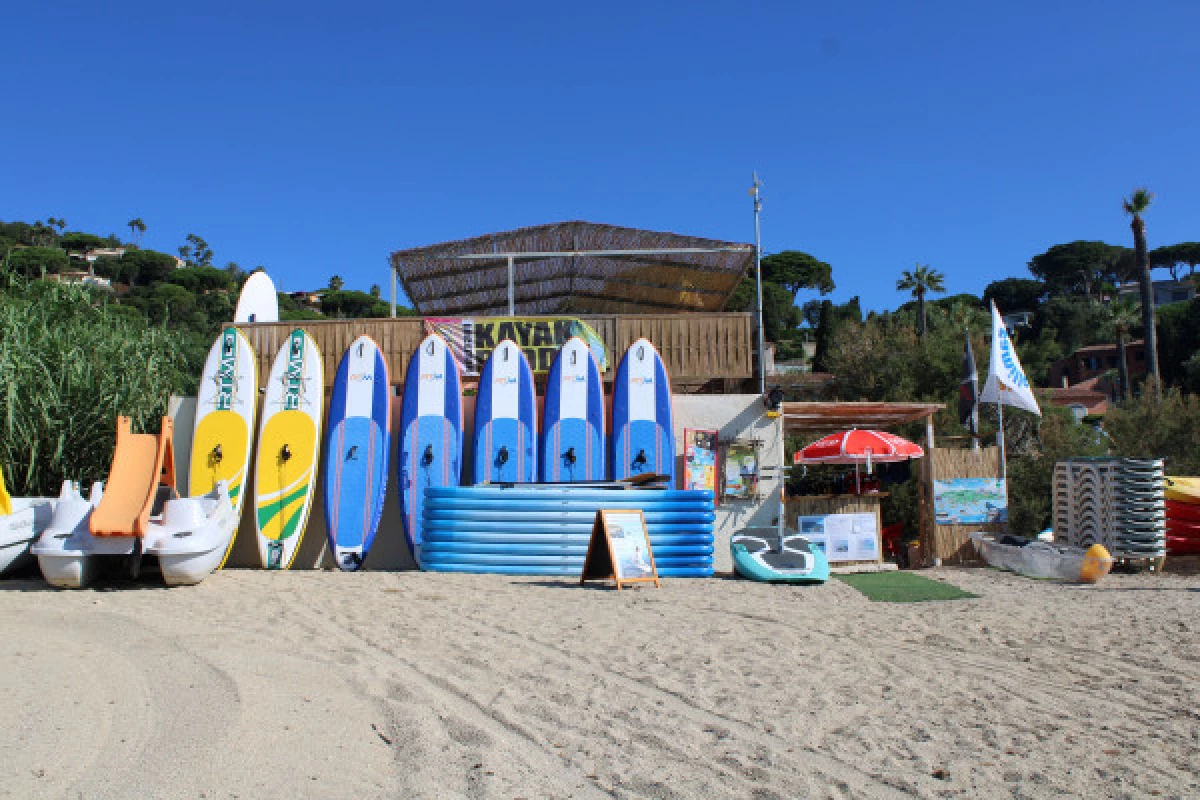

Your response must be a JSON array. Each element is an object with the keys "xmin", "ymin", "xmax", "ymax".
[{"xmin": 835, "ymin": 572, "xmax": 977, "ymax": 603}]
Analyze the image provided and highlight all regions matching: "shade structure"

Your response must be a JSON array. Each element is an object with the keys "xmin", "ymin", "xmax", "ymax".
[
  {"xmin": 389, "ymin": 221, "xmax": 755, "ymax": 316},
  {"xmin": 796, "ymin": 429, "xmax": 924, "ymax": 465}
]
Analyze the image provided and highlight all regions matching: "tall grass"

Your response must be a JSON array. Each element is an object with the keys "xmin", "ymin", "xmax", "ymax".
[{"xmin": 0, "ymin": 278, "xmax": 192, "ymax": 496}]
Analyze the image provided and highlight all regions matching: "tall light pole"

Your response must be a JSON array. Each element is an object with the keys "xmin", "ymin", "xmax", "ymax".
[{"xmin": 751, "ymin": 172, "xmax": 765, "ymax": 395}]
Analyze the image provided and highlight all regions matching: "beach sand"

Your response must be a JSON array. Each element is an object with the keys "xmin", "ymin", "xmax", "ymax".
[{"xmin": 1, "ymin": 568, "xmax": 1197, "ymax": 799}]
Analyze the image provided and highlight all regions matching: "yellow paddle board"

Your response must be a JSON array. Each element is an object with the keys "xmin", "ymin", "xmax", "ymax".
[
  {"xmin": 190, "ymin": 327, "xmax": 257, "ymax": 568},
  {"xmin": 0, "ymin": 465, "xmax": 11, "ymax": 516},
  {"xmin": 254, "ymin": 329, "xmax": 323, "ymax": 569}
]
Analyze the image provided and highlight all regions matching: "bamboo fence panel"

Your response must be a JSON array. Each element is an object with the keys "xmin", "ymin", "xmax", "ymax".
[
  {"xmin": 921, "ymin": 446, "xmax": 1003, "ymax": 566},
  {"xmin": 238, "ymin": 313, "xmax": 753, "ymax": 388}
]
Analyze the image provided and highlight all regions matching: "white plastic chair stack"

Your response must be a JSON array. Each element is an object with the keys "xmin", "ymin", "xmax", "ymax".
[{"xmin": 1053, "ymin": 458, "xmax": 1165, "ymax": 558}]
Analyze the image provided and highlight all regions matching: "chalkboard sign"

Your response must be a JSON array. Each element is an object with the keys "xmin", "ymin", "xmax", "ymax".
[{"xmin": 580, "ymin": 510, "xmax": 661, "ymax": 590}]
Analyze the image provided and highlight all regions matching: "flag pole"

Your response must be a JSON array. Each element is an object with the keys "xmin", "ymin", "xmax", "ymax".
[{"xmin": 996, "ymin": 387, "xmax": 1006, "ymax": 481}]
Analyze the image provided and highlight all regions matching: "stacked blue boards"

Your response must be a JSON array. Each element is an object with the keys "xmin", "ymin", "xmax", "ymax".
[{"xmin": 420, "ymin": 486, "xmax": 715, "ymax": 577}]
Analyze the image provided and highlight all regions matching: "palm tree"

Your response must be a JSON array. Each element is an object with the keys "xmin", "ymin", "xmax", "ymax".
[
  {"xmin": 1123, "ymin": 188, "xmax": 1160, "ymax": 397},
  {"xmin": 1108, "ymin": 301, "xmax": 1139, "ymax": 402},
  {"xmin": 127, "ymin": 218, "xmax": 146, "ymax": 247},
  {"xmin": 896, "ymin": 264, "xmax": 946, "ymax": 339}
]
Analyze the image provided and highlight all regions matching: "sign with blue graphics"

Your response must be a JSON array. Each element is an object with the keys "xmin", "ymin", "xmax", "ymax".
[{"xmin": 980, "ymin": 301, "xmax": 1041, "ymax": 415}]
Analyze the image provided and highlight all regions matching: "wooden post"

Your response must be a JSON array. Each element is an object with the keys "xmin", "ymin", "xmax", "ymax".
[{"xmin": 922, "ymin": 414, "xmax": 937, "ymax": 566}]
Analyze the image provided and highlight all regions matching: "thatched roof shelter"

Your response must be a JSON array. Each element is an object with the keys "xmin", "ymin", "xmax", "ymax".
[{"xmin": 389, "ymin": 221, "xmax": 755, "ymax": 315}]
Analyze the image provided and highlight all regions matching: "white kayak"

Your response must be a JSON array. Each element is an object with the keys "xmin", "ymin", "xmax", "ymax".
[
  {"xmin": 969, "ymin": 531, "xmax": 1112, "ymax": 584},
  {"xmin": 33, "ymin": 481, "xmax": 238, "ymax": 588}
]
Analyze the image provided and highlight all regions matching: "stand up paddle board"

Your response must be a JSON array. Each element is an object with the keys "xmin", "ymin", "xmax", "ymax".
[
  {"xmin": 611, "ymin": 338, "xmax": 674, "ymax": 482},
  {"xmin": 323, "ymin": 335, "xmax": 391, "ymax": 571},
  {"xmin": 254, "ymin": 329, "xmax": 323, "ymax": 569},
  {"xmin": 541, "ymin": 336, "xmax": 605, "ymax": 482},
  {"xmin": 472, "ymin": 340, "xmax": 536, "ymax": 484},
  {"xmin": 190, "ymin": 327, "xmax": 257, "ymax": 568},
  {"xmin": 234, "ymin": 270, "xmax": 279, "ymax": 323},
  {"xmin": 399, "ymin": 333, "xmax": 463, "ymax": 562}
]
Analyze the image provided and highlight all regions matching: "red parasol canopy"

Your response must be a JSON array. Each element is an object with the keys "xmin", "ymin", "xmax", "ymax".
[{"xmin": 794, "ymin": 429, "xmax": 924, "ymax": 465}]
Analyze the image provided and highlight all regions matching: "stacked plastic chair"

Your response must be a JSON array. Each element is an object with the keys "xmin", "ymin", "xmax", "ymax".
[
  {"xmin": 1053, "ymin": 458, "xmax": 1166, "ymax": 561},
  {"xmin": 1165, "ymin": 476, "xmax": 1200, "ymax": 556},
  {"xmin": 419, "ymin": 487, "xmax": 715, "ymax": 577}
]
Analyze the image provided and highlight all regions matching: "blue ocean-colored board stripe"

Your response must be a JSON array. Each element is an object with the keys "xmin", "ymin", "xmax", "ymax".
[
  {"xmin": 323, "ymin": 340, "xmax": 390, "ymax": 563},
  {"xmin": 398, "ymin": 339, "xmax": 463, "ymax": 558},
  {"xmin": 472, "ymin": 344, "xmax": 536, "ymax": 484},
  {"xmin": 540, "ymin": 342, "xmax": 605, "ymax": 482},
  {"xmin": 610, "ymin": 345, "xmax": 674, "ymax": 481}
]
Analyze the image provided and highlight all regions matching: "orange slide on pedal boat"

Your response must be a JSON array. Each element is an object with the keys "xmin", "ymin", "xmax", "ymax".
[{"xmin": 89, "ymin": 416, "xmax": 176, "ymax": 537}]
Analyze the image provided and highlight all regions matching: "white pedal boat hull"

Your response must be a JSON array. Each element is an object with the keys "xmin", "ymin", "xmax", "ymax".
[{"xmin": 33, "ymin": 483, "xmax": 237, "ymax": 588}]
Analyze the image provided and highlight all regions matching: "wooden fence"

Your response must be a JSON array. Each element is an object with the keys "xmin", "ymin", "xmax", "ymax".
[
  {"xmin": 919, "ymin": 446, "xmax": 1003, "ymax": 566},
  {"xmin": 236, "ymin": 313, "xmax": 754, "ymax": 390}
]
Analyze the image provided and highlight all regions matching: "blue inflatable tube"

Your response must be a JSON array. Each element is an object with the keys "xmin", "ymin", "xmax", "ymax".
[
  {"xmin": 422, "ymin": 521, "xmax": 713, "ymax": 535},
  {"xmin": 421, "ymin": 542, "xmax": 714, "ymax": 556},
  {"xmin": 423, "ymin": 499, "xmax": 714, "ymax": 513},
  {"xmin": 421, "ymin": 534, "xmax": 713, "ymax": 546},
  {"xmin": 425, "ymin": 487, "xmax": 715, "ymax": 503},
  {"xmin": 420, "ymin": 556, "xmax": 705, "ymax": 568},
  {"xmin": 419, "ymin": 563, "xmax": 714, "ymax": 577},
  {"xmin": 423, "ymin": 510, "xmax": 716, "ymax": 524}
]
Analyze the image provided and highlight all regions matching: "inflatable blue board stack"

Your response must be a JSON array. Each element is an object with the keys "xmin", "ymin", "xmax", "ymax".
[{"xmin": 420, "ymin": 486, "xmax": 716, "ymax": 577}]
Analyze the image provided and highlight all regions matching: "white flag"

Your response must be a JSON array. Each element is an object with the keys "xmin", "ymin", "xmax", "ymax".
[{"xmin": 980, "ymin": 300, "xmax": 1041, "ymax": 416}]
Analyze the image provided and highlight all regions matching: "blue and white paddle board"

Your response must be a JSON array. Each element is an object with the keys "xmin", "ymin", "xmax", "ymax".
[
  {"xmin": 323, "ymin": 335, "xmax": 391, "ymax": 571},
  {"xmin": 611, "ymin": 338, "xmax": 674, "ymax": 481},
  {"xmin": 398, "ymin": 333, "xmax": 463, "ymax": 561},
  {"xmin": 472, "ymin": 340, "xmax": 536, "ymax": 484},
  {"xmin": 541, "ymin": 336, "xmax": 605, "ymax": 482}
]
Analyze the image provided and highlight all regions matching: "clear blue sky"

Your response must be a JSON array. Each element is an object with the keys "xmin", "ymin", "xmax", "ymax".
[{"xmin": 3, "ymin": 1, "xmax": 1198, "ymax": 312}]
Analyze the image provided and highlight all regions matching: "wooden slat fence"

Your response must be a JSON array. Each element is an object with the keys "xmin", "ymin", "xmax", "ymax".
[{"xmin": 237, "ymin": 313, "xmax": 753, "ymax": 389}]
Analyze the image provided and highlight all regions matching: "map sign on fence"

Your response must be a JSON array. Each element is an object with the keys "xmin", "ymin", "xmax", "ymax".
[{"xmin": 934, "ymin": 478, "xmax": 1008, "ymax": 525}]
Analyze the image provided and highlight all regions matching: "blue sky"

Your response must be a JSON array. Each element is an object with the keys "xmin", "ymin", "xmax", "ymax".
[{"xmin": 3, "ymin": 1, "xmax": 1198, "ymax": 312}]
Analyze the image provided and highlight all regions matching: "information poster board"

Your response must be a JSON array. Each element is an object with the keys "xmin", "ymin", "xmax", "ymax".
[
  {"xmin": 722, "ymin": 442, "xmax": 759, "ymax": 500},
  {"xmin": 580, "ymin": 510, "xmax": 661, "ymax": 590},
  {"xmin": 934, "ymin": 478, "xmax": 1008, "ymax": 524},
  {"xmin": 796, "ymin": 513, "xmax": 879, "ymax": 563},
  {"xmin": 683, "ymin": 429, "xmax": 718, "ymax": 493}
]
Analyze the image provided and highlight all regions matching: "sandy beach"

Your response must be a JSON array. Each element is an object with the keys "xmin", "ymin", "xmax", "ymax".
[{"xmin": 1, "ymin": 568, "xmax": 1197, "ymax": 799}]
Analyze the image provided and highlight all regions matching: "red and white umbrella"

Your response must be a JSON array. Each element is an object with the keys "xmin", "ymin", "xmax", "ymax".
[
  {"xmin": 794, "ymin": 429, "xmax": 924, "ymax": 494},
  {"xmin": 795, "ymin": 429, "xmax": 924, "ymax": 465}
]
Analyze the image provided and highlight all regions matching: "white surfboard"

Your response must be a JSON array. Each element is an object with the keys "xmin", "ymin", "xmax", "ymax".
[{"xmin": 234, "ymin": 270, "xmax": 280, "ymax": 323}]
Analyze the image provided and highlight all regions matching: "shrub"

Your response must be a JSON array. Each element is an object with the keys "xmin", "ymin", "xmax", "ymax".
[{"xmin": 0, "ymin": 279, "xmax": 192, "ymax": 495}]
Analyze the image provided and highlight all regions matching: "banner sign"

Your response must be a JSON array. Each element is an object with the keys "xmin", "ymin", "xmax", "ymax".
[
  {"xmin": 424, "ymin": 317, "xmax": 608, "ymax": 376},
  {"xmin": 934, "ymin": 478, "xmax": 1008, "ymax": 524}
]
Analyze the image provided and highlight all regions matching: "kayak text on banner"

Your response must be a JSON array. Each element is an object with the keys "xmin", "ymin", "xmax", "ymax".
[{"xmin": 424, "ymin": 317, "xmax": 608, "ymax": 376}]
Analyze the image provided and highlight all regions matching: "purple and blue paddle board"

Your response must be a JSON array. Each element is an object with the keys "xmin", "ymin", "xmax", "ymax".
[
  {"xmin": 323, "ymin": 335, "xmax": 391, "ymax": 571},
  {"xmin": 398, "ymin": 333, "xmax": 463, "ymax": 562},
  {"xmin": 541, "ymin": 336, "xmax": 605, "ymax": 482},
  {"xmin": 611, "ymin": 338, "xmax": 674, "ymax": 481},
  {"xmin": 472, "ymin": 340, "xmax": 537, "ymax": 484}
]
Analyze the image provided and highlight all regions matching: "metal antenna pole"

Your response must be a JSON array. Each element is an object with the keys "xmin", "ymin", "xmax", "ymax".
[
  {"xmin": 507, "ymin": 254, "xmax": 515, "ymax": 315},
  {"xmin": 752, "ymin": 172, "xmax": 765, "ymax": 395}
]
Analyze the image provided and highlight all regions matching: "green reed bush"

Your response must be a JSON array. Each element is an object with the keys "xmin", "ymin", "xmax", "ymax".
[{"xmin": 0, "ymin": 278, "xmax": 192, "ymax": 496}]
